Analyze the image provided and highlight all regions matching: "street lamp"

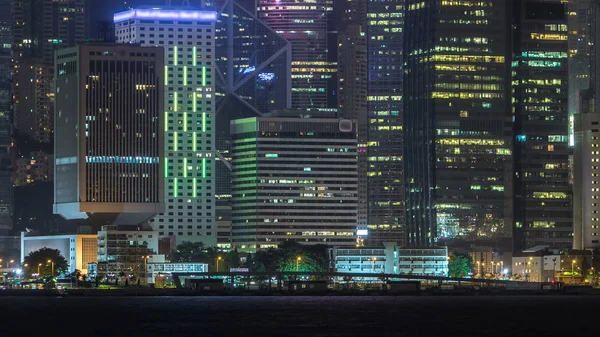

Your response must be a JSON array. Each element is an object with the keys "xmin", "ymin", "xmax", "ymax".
[
  {"xmin": 572, "ymin": 259, "xmax": 577, "ymax": 284},
  {"xmin": 296, "ymin": 256, "xmax": 302, "ymax": 272},
  {"xmin": 216, "ymin": 256, "xmax": 222, "ymax": 272},
  {"xmin": 48, "ymin": 260, "xmax": 54, "ymax": 277},
  {"xmin": 142, "ymin": 255, "xmax": 151, "ymax": 284},
  {"xmin": 7, "ymin": 259, "xmax": 14, "ymax": 269},
  {"xmin": 37, "ymin": 263, "xmax": 42, "ymax": 276}
]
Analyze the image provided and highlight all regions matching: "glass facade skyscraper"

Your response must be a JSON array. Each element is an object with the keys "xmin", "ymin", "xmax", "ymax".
[
  {"xmin": 403, "ymin": 0, "xmax": 513, "ymax": 246},
  {"xmin": 513, "ymin": 0, "xmax": 572, "ymax": 251},
  {"xmin": 255, "ymin": 0, "xmax": 336, "ymax": 109},
  {"xmin": 365, "ymin": 0, "xmax": 405, "ymax": 245}
]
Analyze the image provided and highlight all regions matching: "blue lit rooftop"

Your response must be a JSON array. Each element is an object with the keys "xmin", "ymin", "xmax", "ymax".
[{"xmin": 113, "ymin": 8, "xmax": 218, "ymax": 23}]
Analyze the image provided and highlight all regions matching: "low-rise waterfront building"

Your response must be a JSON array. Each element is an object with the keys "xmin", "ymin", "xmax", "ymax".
[
  {"xmin": 330, "ymin": 243, "xmax": 449, "ymax": 277},
  {"xmin": 20, "ymin": 231, "xmax": 97, "ymax": 274}
]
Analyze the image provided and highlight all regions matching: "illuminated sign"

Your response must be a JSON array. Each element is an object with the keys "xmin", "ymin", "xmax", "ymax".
[
  {"xmin": 357, "ymin": 229, "xmax": 368, "ymax": 236},
  {"xmin": 114, "ymin": 9, "xmax": 218, "ymax": 23}
]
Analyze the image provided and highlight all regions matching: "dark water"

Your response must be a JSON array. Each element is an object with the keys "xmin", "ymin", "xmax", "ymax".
[{"xmin": 0, "ymin": 296, "xmax": 594, "ymax": 336}]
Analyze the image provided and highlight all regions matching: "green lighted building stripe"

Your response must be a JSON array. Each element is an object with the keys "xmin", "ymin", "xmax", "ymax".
[
  {"xmin": 173, "ymin": 179, "xmax": 178, "ymax": 197},
  {"xmin": 173, "ymin": 46, "xmax": 178, "ymax": 65},
  {"xmin": 184, "ymin": 113, "xmax": 187, "ymax": 130},
  {"xmin": 183, "ymin": 66, "xmax": 187, "ymax": 86},
  {"xmin": 164, "ymin": 112, "xmax": 168, "ymax": 132},
  {"xmin": 174, "ymin": 92, "xmax": 178, "ymax": 111},
  {"xmin": 192, "ymin": 47, "xmax": 197, "ymax": 66},
  {"xmin": 173, "ymin": 132, "xmax": 178, "ymax": 152},
  {"xmin": 202, "ymin": 158, "xmax": 207, "ymax": 178},
  {"xmin": 202, "ymin": 112, "xmax": 206, "ymax": 132},
  {"xmin": 164, "ymin": 158, "xmax": 168, "ymax": 177},
  {"xmin": 183, "ymin": 158, "xmax": 187, "ymax": 177},
  {"xmin": 193, "ymin": 132, "xmax": 197, "ymax": 151},
  {"xmin": 202, "ymin": 66, "xmax": 206, "ymax": 86},
  {"xmin": 164, "ymin": 66, "xmax": 168, "ymax": 85},
  {"xmin": 193, "ymin": 178, "xmax": 197, "ymax": 197}
]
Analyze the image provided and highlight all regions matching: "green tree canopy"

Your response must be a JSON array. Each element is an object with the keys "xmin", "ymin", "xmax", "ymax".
[
  {"xmin": 23, "ymin": 247, "xmax": 68, "ymax": 277},
  {"xmin": 171, "ymin": 241, "xmax": 206, "ymax": 262},
  {"xmin": 171, "ymin": 242, "xmax": 240, "ymax": 272},
  {"xmin": 246, "ymin": 241, "xmax": 329, "ymax": 273},
  {"xmin": 448, "ymin": 253, "xmax": 472, "ymax": 278}
]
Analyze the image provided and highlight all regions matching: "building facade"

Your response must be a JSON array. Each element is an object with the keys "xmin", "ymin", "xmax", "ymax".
[
  {"xmin": 513, "ymin": 0, "xmax": 572, "ymax": 251},
  {"xmin": 0, "ymin": 0, "xmax": 13, "ymax": 234},
  {"xmin": 403, "ymin": 0, "xmax": 513, "ymax": 246},
  {"xmin": 573, "ymin": 113, "xmax": 600, "ymax": 250},
  {"xmin": 255, "ymin": 0, "xmax": 336, "ymax": 109},
  {"xmin": 330, "ymin": 243, "xmax": 449, "ymax": 277},
  {"xmin": 12, "ymin": 0, "xmax": 89, "ymax": 144},
  {"xmin": 231, "ymin": 115, "xmax": 358, "ymax": 252},
  {"xmin": 365, "ymin": 0, "xmax": 405, "ymax": 246},
  {"xmin": 208, "ymin": 0, "xmax": 293, "ymax": 250},
  {"xmin": 14, "ymin": 151, "xmax": 53, "ymax": 185},
  {"xmin": 114, "ymin": 8, "xmax": 217, "ymax": 245},
  {"xmin": 20, "ymin": 231, "xmax": 98, "ymax": 274},
  {"xmin": 53, "ymin": 44, "xmax": 165, "ymax": 222},
  {"xmin": 12, "ymin": 60, "xmax": 53, "ymax": 143},
  {"xmin": 96, "ymin": 224, "xmax": 160, "ymax": 282}
]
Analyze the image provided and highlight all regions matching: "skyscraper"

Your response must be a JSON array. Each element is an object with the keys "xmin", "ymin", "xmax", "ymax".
[
  {"xmin": 403, "ymin": 0, "xmax": 513, "ymax": 246},
  {"xmin": 53, "ymin": 44, "xmax": 164, "ymax": 223},
  {"xmin": 231, "ymin": 115, "xmax": 358, "ymax": 252},
  {"xmin": 115, "ymin": 8, "xmax": 218, "ymax": 246},
  {"xmin": 255, "ymin": 0, "xmax": 336, "ymax": 109},
  {"xmin": 337, "ymin": 24, "xmax": 368, "ymax": 231},
  {"xmin": 0, "ymin": 0, "xmax": 13, "ymax": 234},
  {"xmin": 513, "ymin": 0, "xmax": 572, "ymax": 251},
  {"xmin": 365, "ymin": 0, "xmax": 404, "ymax": 245}
]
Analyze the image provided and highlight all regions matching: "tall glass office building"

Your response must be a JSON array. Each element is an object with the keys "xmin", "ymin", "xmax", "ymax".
[
  {"xmin": 513, "ymin": 0, "xmax": 572, "ymax": 251},
  {"xmin": 403, "ymin": 0, "xmax": 513, "ymax": 246},
  {"xmin": 255, "ymin": 0, "xmax": 335, "ymax": 109},
  {"xmin": 365, "ymin": 0, "xmax": 405, "ymax": 245}
]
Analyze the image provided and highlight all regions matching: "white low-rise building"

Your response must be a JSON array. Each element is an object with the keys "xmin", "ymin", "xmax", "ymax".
[
  {"xmin": 398, "ymin": 247, "xmax": 448, "ymax": 277},
  {"xmin": 21, "ymin": 232, "xmax": 97, "ymax": 274},
  {"xmin": 330, "ymin": 242, "xmax": 399, "ymax": 274},
  {"xmin": 330, "ymin": 243, "xmax": 449, "ymax": 277}
]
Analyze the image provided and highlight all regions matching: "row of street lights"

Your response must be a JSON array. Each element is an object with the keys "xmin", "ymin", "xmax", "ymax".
[{"xmin": 475, "ymin": 261, "xmax": 504, "ymax": 276}]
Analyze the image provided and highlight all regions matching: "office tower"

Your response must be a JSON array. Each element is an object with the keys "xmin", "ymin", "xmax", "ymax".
[
  {"xmin": 568, "ymin": 0, "xmax": 594, "ymax": 123},
  {"xmin": 572, "ymin": 0, "xmax": 600, "ymax": 251},
  {"xmin": 53, "ymin": 44, "xmax": 165, "ymax": 225},
  {"xmin": 336, "ymin": 0, "xmax": 404, "ymax": 246},
  {"xmin": 231, "ymin": 115, "xmax": 358, "ymax": 252},
  {"xmin": 573, "ymin": 113, "xmax": 600, "ymax": 250},
  {"xmin": 209, "ymin": 0, "xmax": 292, "ymax": 224},
  {"xmin": 365, "ymin": 0, "xmax": 404, "ymax": 245},
  {"xmin": 337, "ymin": 24, "xmax": 368, "ymax": 231},
  {"xmin": 255, "ymin": 0, "xmax": 336, "ymax": 109},
  {"xmin": 0, "ymin": 0, "xmax": 13, "ymax": 234},
  {"xmin": 114, "ymin": 8, "xmax": 218, "ymax": 246},
  {"xmin": 513, "ymin": 0, "xmax": 572, "ymax": 251},
  {"xmin": 403, "ymin": 1, "xmax": 513, "ymax": 246}
]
